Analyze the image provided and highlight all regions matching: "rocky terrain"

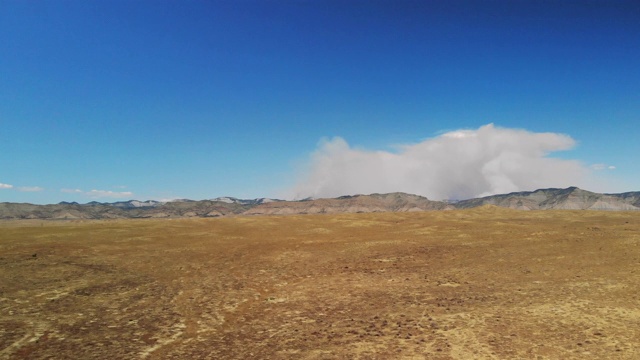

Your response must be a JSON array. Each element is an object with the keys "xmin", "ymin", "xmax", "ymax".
[
  {"xmin": 1, "ymin": 187, "xmax": 638, "ymax": 220},
  {"xmin": 455, "ymin": 187, "xmax": 640, "ymax": 211},
  {"xmin": 243, "ymin": 193, "xmax": 452, "ymax": 215},
  {"xmin": 0, "ymin": 200, "xmax": 251, "ymax": 220}
]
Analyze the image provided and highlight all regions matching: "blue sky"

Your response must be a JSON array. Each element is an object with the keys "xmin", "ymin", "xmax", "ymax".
[{"xmin": 1, "ymin": 0, "xmax": 639, "ymax": 204}]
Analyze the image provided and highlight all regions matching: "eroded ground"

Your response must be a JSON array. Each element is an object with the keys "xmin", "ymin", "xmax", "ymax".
[{"xmin": 1, "ymin": 208, "xmax": 639, "ymax": 359}]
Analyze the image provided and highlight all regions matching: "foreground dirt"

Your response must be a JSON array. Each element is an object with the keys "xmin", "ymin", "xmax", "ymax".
[{"xmin": 1, "ymin": 208, "xmax": 639, "ymax": 359}]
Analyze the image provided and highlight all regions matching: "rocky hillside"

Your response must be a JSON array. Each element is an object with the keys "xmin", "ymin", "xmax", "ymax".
[
  {"xmin": 0, "ymin": 200, "xmax": 251, "ymax": 220},
  {"xmin": 1, "ymin": 187, "xmax": 638, "ymax": 220},
  {"xmin": 455, "ymin": 187, "xmax": 640, "ymax": 210},
  {"xmin": 244, "ymin": 192, "xmax": 452, "ymax": 215}
]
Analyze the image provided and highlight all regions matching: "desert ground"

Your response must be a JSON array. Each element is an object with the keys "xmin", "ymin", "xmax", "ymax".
[{"xmin": 1, "ymin": 208, "xmax": 639, "ymax": 359}]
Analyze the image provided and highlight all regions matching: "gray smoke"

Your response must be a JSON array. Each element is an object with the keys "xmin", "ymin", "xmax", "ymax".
[{"xmin": 287, "ymin": 124, "xmax": 591, "ymax": 200}]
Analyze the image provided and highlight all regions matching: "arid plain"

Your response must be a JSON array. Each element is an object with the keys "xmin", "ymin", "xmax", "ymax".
[{"xmin": 1, "ymin": 208, "xmax": 639, "ymax": 359}]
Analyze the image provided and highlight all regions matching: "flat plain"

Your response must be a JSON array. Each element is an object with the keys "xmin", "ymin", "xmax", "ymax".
[{"xmin": 1, "ymin": 208, "xmax": 639, "ymax": 359}]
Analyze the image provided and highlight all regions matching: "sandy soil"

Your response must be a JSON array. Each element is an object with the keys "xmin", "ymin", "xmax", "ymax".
[{"xmin": 1, "ymin": 208, "xmax": 639, "ymax": 359}]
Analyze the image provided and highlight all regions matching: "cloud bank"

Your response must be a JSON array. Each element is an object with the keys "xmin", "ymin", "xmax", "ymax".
[
  {"xmin": 87, "ymin": 190, "xmax": 134, "ymax": 198},
  {"xmin": 61, "ymin": 188, "xmax": 133, "ymax": 199},
  {"xmin": 590, "ymin": 163, "xmax": 616, "ymax": 171},
  {"xmin": 61, "ymin": 188, "xmax": 84, "ymax": 194},
  {"xmin": 288, "ymin": 124, "xmax": 591, "ymax": 200},
  {"xmin": 18, "ymin": 186, "xmax": 44, "ymax": 192},
  {"xmin": 1, "ymin": 183, "xmax": 43, "ymax": 192}
]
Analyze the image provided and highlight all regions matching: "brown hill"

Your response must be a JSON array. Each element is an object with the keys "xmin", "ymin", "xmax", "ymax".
[
  {"xmin": 455, "ymin": 187, "xmax": 640, "ymax": 211},
  {"xmin": 243, "ymin": 192, "xmax": 453, "ymax": 215},
  {"xmin": 0, "ymin": 200, "xmax": 250, "ymax": 220},
  {"xmin": 1, "ymin": 187, "xmax": 638, "ymax": 220}
]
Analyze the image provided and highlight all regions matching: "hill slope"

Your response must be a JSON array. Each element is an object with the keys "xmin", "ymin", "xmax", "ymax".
[
  {"xmin": 1, "ymin": 187, "xmax": 638, "ymax": 219},
  {"xmin": 244, "ymin": 192, "xmax": 453, "ymax": 215},
  {"xmin": 455, "ymin": 187, "xmax": 640, "ymax": 211}
]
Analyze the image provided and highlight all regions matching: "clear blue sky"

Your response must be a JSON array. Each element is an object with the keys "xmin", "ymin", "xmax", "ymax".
[{"xmin": 1, "ymin": 0, "xmax": 639, "ymax": 204}]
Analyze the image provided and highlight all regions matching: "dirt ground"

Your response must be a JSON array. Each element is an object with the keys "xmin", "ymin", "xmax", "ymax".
[{"xmin": 1, "ymin": 208, "xmax": 639, "ymax": 359}]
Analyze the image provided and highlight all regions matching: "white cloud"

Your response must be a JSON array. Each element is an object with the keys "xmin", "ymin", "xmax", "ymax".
[
  {"xmin": 18, "ymin": 186, "xmax": 44, "ymax": 192},
  {"xmin": 61, "ymin": 188, "xmax": 84, "ymax": 193},
  {"xmin": 591, "ymin": 163, "xmax": 616, "ymax": 171},
  {"xmin": 86, "ymin": 189, "xmax": 134, "ymax": 199},
  {"xmin": 0, "ymin": 183, "xmax": 13, "ymax": 189},
  {"xmin": 287, "ymin": 124, "xmax": 592, "ymax": 200},
  {"xmin": 61, "ymin": 188, "xmax": 133, "ymax": 198}
]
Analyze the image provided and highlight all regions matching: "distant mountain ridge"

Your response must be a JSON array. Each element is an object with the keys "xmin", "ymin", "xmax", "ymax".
[
  {"xmin": 455, "ymin": 187, "xmax": 640, "ymax": 211},
  {"xmin": 243, "ymin": 192, "xmax": 450, "ymax": 215},
  {"xmin": 1, "ymin": 187, "xmax": 638, "ymax": 220},
  {"xmin": 211, "ymin": 197, "xmax": 279, "ymax": 205}
]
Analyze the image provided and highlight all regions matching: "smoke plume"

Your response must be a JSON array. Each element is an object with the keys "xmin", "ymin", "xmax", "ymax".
[{"xmin": 288, "ymin": 124, "xmax": 589, "ymax": 200}]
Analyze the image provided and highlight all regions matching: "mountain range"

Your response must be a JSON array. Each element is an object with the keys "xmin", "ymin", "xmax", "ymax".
[{"xmin": 1, "ymin": 187, "xmax": 638, "ymax": 220}]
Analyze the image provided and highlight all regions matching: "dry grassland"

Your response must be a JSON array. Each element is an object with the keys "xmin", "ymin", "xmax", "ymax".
[{"xmin": 1, "ymin": 208, "xmax": 639, "ymax": 359}]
